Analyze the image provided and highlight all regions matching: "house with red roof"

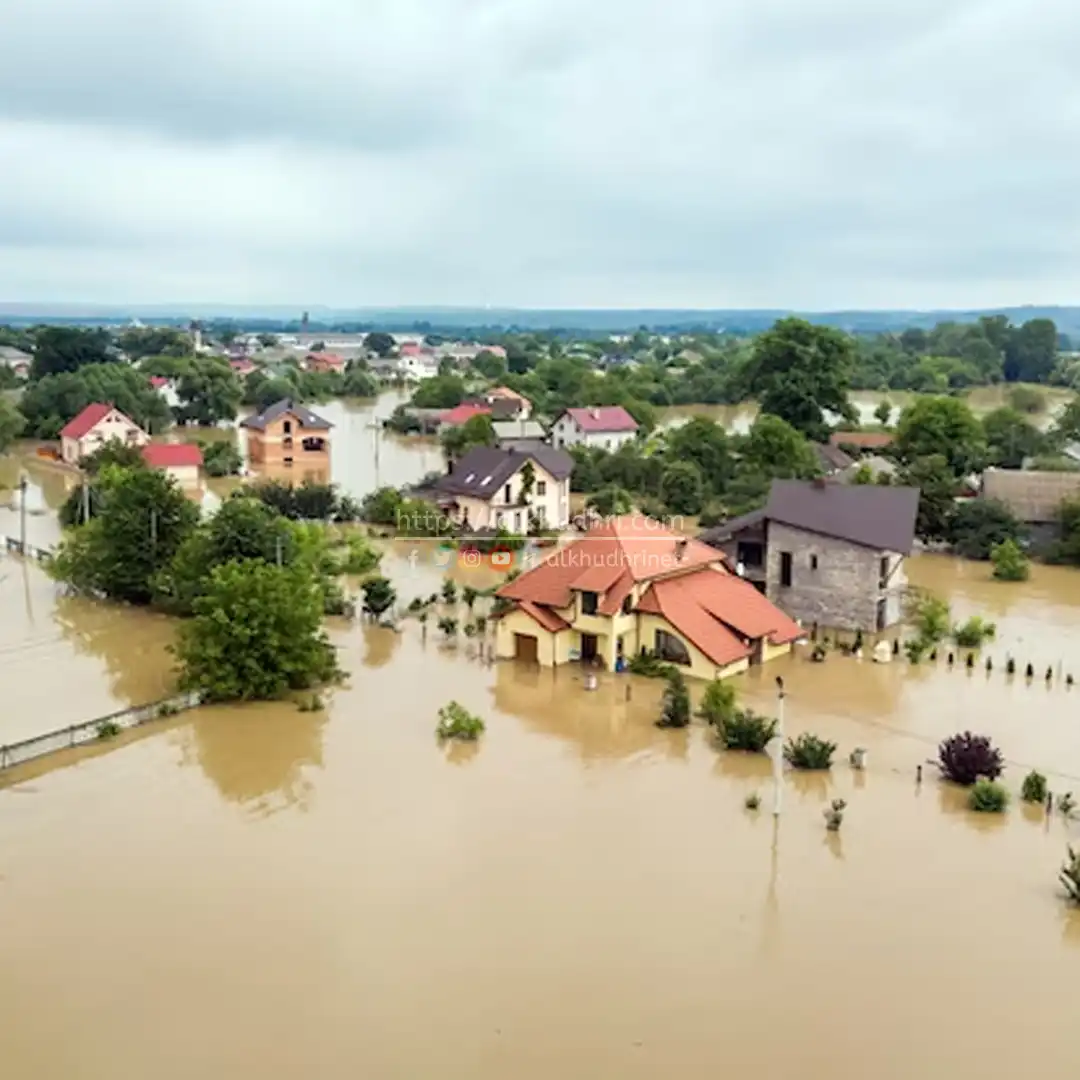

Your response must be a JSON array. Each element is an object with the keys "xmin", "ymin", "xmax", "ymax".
[
  {"xmin": 59, "ymin": 404, "xmax": 149, "ymax": 466},
  {"xmin": 229, "ymin": 357, "xmax": 257, "ymax": 378},
  {"xmin": 305, "ymin": 352, "xmax": 345, "ymax": 374},
  {"xmin": 494, "ymin": 516, "xmax": 802, "ymax": 676},
  {"xmin": 551, "ymin": 406, "xmax": 639, "ymax": 451},
  {"xmin": 438, "ymin": 401, "xmax": 493, "ymax": 430},
  {"xmin": 141, "ymin": 442, "xmax": 204, "ymax": 486}
]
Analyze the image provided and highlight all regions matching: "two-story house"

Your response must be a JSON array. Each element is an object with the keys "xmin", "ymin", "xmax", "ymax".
[
  {"xmin": 433, "ymin": 445, "xmax": 572, "ymax": 533},
  {"xmin": 701, "ymin": 479, "xmax": 919, "ymax": 636},
  {"xmin": 241, "ymin": 398, "xmax": 332, "ymax": 469},
  {"xmin": 494, "ymin": 516, "xmax": 802, "ymax": 675},
  {"xmin": 59, "ymin": 403, "xmax": 149, "ymax": 466},
  {"xmin": 551, "ymin": 406, "xmax": 639, "ymax": 451}
]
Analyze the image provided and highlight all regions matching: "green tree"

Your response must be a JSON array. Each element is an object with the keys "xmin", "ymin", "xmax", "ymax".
[
  {"xmin": 991, "ymin": 538, "xmax": 1030, "ymax": 581},
  {"xmin": 440, "ymin": 413, "xmax": 496, "ymax": 461},
  {"xmin": 412, "ymin": 375, "xmax": 466, "ymax": 409},
  {"xmin": 665, "ymin": 417, "xmax": 731, "ymax": 492},
  {"xmin": 174, "ymin": 560, "xmax": 339, "ymax": 702},
  {"xmin": 740, "ymin": 414, "xmax": 820, "ymax": 478},
  {"xmin": 248, "ymin": 376, "xmax": 296, "ymax": 412},
  {"xmin": 362, "ymin": 575, "xmax": 397, "ymax": 619},
  {"xmin": 30, "ymin": 327, "xmax": 112, "ymax": 379},
  {"xmin": 50, "ymin": 465, "xmax": 199, "ymax": 604},
  {"xmin": 1004, "ymin": 318, "xmax": 1058, "ymax": 383},
  {"xmin": 586, "ymin": 486, "xmax": 633, "ymax": 516},
  {"xmin": 660, "ymin": 460, "xmax": 705, "ymax": 515},
  {"xmin": 342, "ymin": 364, "xmax": 378, "ymax": 397},
  {"xmin": 899, "ymin": 454, "xmax": 957, "ymax": 542},
  {"xmin": 1050, "ymin": 499, "xmax": 1080, "ymax": 566},
  {"xmin": 982, "ymin": 406, "xmax": 1046, "ymax": 468},
  {"xmin": 472, "ymin": 349, "xmax": 508, "ymax": 380},
  {"xmin": 894, "ymin": 396, "xmax": 986, "ymax": 476},
  {"xmin": 175, "ymin": 356, "xmax": 242, "ymax": 425},
  {"xmin": 0, "ymin": 397, "xmax": 25, "ymax": 452},
  {"xmin": 656, "ymin": 667, "xmax": 691, "ymax": 728},
  {"xmin": 364, "ymin": 332, "xmax": 396, "ymax": 357},
  {"xmin": 947, "ymin": 498, "xmax": 1025, "ymax": 560},
  {"xmin": 745, "ymin": 317, "xmax": 857, "ymax": 440},
  {"xmin": 118, "ymin": 327, "xmax": 188, "ymax": 360},
  {"xmin": 874, "ymin": 399, "xmax": 893, "ymax": 427},
  {"xmin": 200, "ymin": 439, "xmax": 242, "ymax": 477}
]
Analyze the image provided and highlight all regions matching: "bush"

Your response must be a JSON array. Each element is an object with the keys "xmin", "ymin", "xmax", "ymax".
[
  {"xmin": 952, "ymin": 616, "xmax": 997, "ymax": 649},
  {"xmin": 783, "ymin": 732, "xmax": 836, "ymax": 770},
  {"xmin": 903, "ymin": 637, "xmax": 928, "ymax": 663},
  {"xmin": 200, "ymin": 439, "xmax": 242, "ymax": 477},
  {"xmin": 1021, "ymin": 770, "xmax": 1048, "ymax": 804},
  {"xmin": 1008, "ymin": 386, "xmax": 1045, "ymax": 414},
  {"xmin": 441, "ymin": 578, "xmax": 458, "ymax": 604},
  {"xmin": 991, "ymin": 538, "xmax": 1030, "ymax": 581},
  {"xmin": 911, "ymin": 592, "xmax": 951, "ymax": 644},
  {"xmin": 436, "ymin": 701, "xmax": 485, "ymax": 741},
  {"xmin": 627, "ymin": 652, "xmax": 676, "ymax": 679},
  {"xmin": 697, "ymin": 680, "xmax": 737, "ymax": 728},
  {"xmin": 744, "ymin": 792, "xmax": 761, "ymax": 810},
  {"xmin": 657, "ymin": 668, "xmax": 691, "ymax": 729},
  {"xmin": 97, "ymin": 720, "xmax": 122, "ymax": 740},
  {"xmin": 968, "ymin": 778, "xmax": 1009, "ymax": 813},
  {"xmin": 437, "ymin": 616, "xmax": 459, "ymax": 639},
  {"xmin": 1062, "ymin": 847, "xmax": 1080, "ymax": 904},
  {"xmin": 938, "ymin": 731, "xmax": 1004, "ymax": 785},
  {"xmin": 715, "ymin": 709, "xmax": 778, "ymax": 753}
]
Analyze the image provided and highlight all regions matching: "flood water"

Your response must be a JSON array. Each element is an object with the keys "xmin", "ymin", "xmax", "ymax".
[{"xmin": 2, "ymin": 544, "xmax": 1080, "ymax": 1078}]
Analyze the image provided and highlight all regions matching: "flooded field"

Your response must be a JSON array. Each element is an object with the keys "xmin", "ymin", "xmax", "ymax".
[{"xmin": 1, "ymin": 547, "xmax": 1079, "ymax": 1079}]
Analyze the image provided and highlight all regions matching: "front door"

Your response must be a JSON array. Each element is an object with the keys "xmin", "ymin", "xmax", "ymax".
[
  {"xmin": 580, "ymin": 633, "xmax": 598, "ymax": 663},
  {"xmin": 514, "ymin": 633, "xmax": 539, "ymax": 664}
]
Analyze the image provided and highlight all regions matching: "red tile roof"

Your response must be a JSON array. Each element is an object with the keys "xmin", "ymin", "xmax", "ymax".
[
  {"xmin": 563, "ymin": 406, "xmax": 638, "ymax": 433},
  {"xmin": 141, "ymin": 443, "xmax": 204, "ymax": 469},
  {"xmin": 59, "ymin": 403, "xmax": 120, "ymax": 440},
  {"xmin": 149, "ymin": 376, "xmax": 169, "ymax": 389},
  {"xmin": 440, "ymin": 402, "xmax": 492, "ymax": 427},
  {"xmin": 519, "ymin": 601, "xmax": 570, "ymax": 634},
  {"xmin": 829, "ymin": 431, "xmax": 893, "ymax": 449}
]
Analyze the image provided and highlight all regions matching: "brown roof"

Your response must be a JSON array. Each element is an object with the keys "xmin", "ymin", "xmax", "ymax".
[
  {"xmin": 981, "ymin": 468, "xmax": 1080, "ymax": 523},
  {"xmin": 765, "ymin": 479, "xmax": 919, "ymax": 554},
  {"xmin": 829, "ymin": 431, "xmax": 893, "ymax": 450},
  {"xmin": 814, "ymin": 442, "xmax": 854, "ymax": 473},
  {"xmin": 519, "ymin": 601, "xmax": 570, "ymax": 634}
]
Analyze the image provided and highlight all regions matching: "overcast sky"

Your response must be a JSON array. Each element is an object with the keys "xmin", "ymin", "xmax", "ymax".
[{"xmin": 1, "ymin": 0, "xmax": 1078, "ymax": 310}]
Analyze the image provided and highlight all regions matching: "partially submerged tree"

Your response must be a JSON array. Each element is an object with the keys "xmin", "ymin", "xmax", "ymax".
[
  {"xmin": 991, "ymin": 538, "xmax": 1030, "ymax": 581},
  {"xmin": 938, "ymin": 731, "xmax": 1004, "ymax": 785},
  {"xmin": 657, "ymin": 668, "xmax": 691, "ymax": 728}
]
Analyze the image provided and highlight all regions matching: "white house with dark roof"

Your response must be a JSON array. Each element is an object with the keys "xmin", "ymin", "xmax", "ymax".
[
  {"xmin": 433, "ymin": 445, "xmax": 573, "ymax": 533},
  {"xmin": 551, "ymin": 406, "xmax": 638, "ymax": 451}
]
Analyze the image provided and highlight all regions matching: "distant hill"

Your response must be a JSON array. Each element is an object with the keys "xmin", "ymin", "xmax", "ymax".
[{"xmin": 2, "ymin": 303, "xmax": 1079, "ymax": 336}]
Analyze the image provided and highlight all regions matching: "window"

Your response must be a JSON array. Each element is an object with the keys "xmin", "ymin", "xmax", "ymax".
[
  {"xmin": 655, "ymin": 629, "xmax": 691, "ymax": 666},
  {"xmin": 581, "ymin": 591, "xmax": 598, "ymax": 615},
  {"xmin": 504, "ymin": 483, "xmax": 512, "ymax": 503},
  {"xmin": 536, "ymin": 480, "xmax": 547, "ymax": 496},
  {"xmin": 810, "ymin": 554, "xmax": 818, "ymax": 571},
  {"xmin": 283, "ymin": 419, "xmax": 292, "ymax": 434},
  {"xmin": 621, "ymin": 595, "xmax": 633, "ymax": 615},
  {"xmin": 879, "ymin": 556, "xmax": 891, "ymax": 588},
  {"xmin": 737, "ymin": 541, "xmax": 764, "ymax": 568},
  {"xmin": 780, "ymin": 551, "xmax": 793, "ymax": 587}
]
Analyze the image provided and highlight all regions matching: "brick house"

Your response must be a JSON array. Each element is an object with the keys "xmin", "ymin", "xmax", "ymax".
[
  {"xmin": 701, "ymin": 479, "xmax": 919, "ymax": 635},
  {"xmin": 241, "ymin": 399, "xmax": 332, "ymax": 469}
]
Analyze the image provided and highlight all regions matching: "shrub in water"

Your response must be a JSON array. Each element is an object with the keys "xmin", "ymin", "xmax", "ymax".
[
  {"xmin": 1059, "ymin": 793, "xmax": 1076, "ymax": 818},
  {"xmin": 1021, "ymin": 770, "xmax": 1048, "ymax": 804},
  {"xmin": 97, "ymin": 720, "xmax": 122, "ymax": 740},
  {"xmin": 657, "ymin": 668, "xmax": 691, "ymax": 729},
  {"xmin": 823, "ymin": 798, "xmax": 847, "ymax": 831},
  {"xmin": 627, "ymin": 651, "xmax": 676, "ymax": 679},
  {"xmin": 784, "ymin": 732, "xmax": 837, "ymax": 770},
  {"xmin": 1061, "ymin": 846, "xmax": 1080, "ymax": 904},
  {"xmin": 697, "ymin": 679, "xmax": 737, "ymax": 728},
  {"xmin": 952, "ymin": 616, "xmax": 997, "ymax": 649},
  {"xmin": 938, "ymin": 731, "xmax": 1004, "ymax": 785},
  {"xmin": 968, "ymin": 778, "xmax": 1009, "ymax": 813},
  {"xmin": 441, "ymin": 578, "xmax": 458, "ymax": 604},
  {"xmin": 715, "ymin": 709, "xmax": 778, "ymax": 753},
  {"xmin": 436, "ymin": 701, "xmax": 485, "ymax": 741},
  {"xmin": 437, "ymin": 616, "xmax": 459, "ymax": 640},
  {"xmin": 744, "ymin": 792, "xmax": 761, "ymax": 810}
]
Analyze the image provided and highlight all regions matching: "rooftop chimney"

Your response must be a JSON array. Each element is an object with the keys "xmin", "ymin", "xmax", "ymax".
[{"xmin": 590, "ymin": 407, "xmax": 600, "ymax": 419}]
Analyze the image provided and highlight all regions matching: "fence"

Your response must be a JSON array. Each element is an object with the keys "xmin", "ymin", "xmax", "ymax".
[
  {"xmin": 0, "ymin": 691, "xmax": 203, "ymax": 772},
  {"xmin": 1, "ymin": 535, "xmax": 54, "ymax": 563}
]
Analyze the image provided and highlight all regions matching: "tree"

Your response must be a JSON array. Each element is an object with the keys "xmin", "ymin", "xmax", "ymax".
[
  {"xmin": 472, "ymin": 349, "xmax": 507, "ymax": 380},
  {"xmin": 30, "ymin": 327, "xmax": 112, "ymax": 379},
  {"xmin": 50, "ymin": 465, "xmax": 199, "ymax": 604},
  {"xmin": 665, "ymin": 417, "xmax": 731, "ymax": 492},
  {"xmin": 899, "ymin": 454, "xmax": 957, "ymax": 542},
  {"xmin": 362, "ymin": 576, "xmax": 397, "ymax": 619},
  {"xmin": 200, "ymin": 439, "xmax": 243, "ymax": 477},
  {"xmin": 411, "ymin": 375, "xmax": 465, "ymax": 409},
  {"xmin": 586, "ymin": 486, "xmax": 633, "ymax": 516},
  {"xmin": 174, "ymin": 560, "xmax": 340, "ymax": 702},
  {"xmin": 342, "ymin": 365, "xmax": 378, "ymax": 397},
  {"xmin": 364, "ymin": 332, "xmax": 396, "ymax": 357},
  {"xmin": 947, "ymin": 498, "xmax": 1025, "ymax": 560},
  {"xmin": 1050, "ymin": 498, "xmax": 1080, "ymax": 566},
  {"xmin": 894, "ymin": 396, "xmax": 986, "ymax": 476},
  {"xmin": 1050, "ymin": 397, "xmax": 1080, "ymax": 449},
  {"xmin": 982, "ymin": 407, "xmax": 1046, "ymax": 468},
  {"xmin": 1004, "ymin": 318, "xmax": 1057, "ymax": 383},
  {"xmin": 19, "ymin": 363, "xmax": 172, "ymax": 438},
  {"xmin": 744, "ymin": 317, "xmax": 857, "ymax": 440},
  {"xmin": 656, "ymin": 668, "xmax": 691, "ymax": 728},
  {"xmin": 0, "ymin": 397, "xmax": 25, "ymax": 452},
  {"xmin": 991, "ymin": 538, "xmax": 1030, "ymax": 581},
  {"xmin": 118, "ymin": 327, "xmax": 188, "ymax": 360},
  {"xmin": 874, "ymin": 399, "xmax": 893, "ymax": 427},
  {"xmin": 249, "ymin": 376, "xmax": 295, "ymax": 412},
  {"xmin": 660, "ymin": 460, "xmax": 705, "ymax": 515},
  {"xmin": 440, "ymin": 413, "xmax": 496, "ymax": 461},
  {"xmin": 739, "ymin": 414, "xmax": 820, "ymax": 478},
  {"xmin": 175, "ymin": 356, "xmax": 242, "ymax": 425}
]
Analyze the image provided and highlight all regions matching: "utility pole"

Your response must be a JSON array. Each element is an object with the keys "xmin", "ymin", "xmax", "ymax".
[
  {"xmin": 150, "ymin": 509, "xmax": 158, "ymax": 550},
  {"xmin": 773, "ymin": 676, "xmax": 785, "ymax": 817},
  {"xmin": 367, "ymin": 420, "xmax": 382, "ymax": 489},
  {"xmin": 82, "ymin": 479, "xmax": 90, "ymax": 525},
  {"xmin": 275, "ymin": 534, "xmax": 284, "ymax": 567},
  {"xmin": 18, "ymin": 476, "xmax": 28, "ymax": 552}
]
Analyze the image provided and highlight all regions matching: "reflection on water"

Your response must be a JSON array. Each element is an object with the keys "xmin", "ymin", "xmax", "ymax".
[{"xmin": 361, "ymin": 625, "xmax": 401, "ymax": 668}]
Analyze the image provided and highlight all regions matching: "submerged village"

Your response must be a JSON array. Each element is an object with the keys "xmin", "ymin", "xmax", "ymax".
[{"xmin": 2, "ymin": 316, "xmax": 1080, "ymax": 1076}]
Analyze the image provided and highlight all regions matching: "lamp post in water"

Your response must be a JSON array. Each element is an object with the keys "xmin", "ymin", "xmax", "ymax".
[{"xmin": 773, "ymin": 675, "xmax": 785, "ymax": 816}]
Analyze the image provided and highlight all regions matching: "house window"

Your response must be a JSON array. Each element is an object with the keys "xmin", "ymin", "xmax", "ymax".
[
  {"xmin": 655, "ymin": 629, "xmax": 691, "ymax": 666},
  {"xmin": 283, "ymin": 420, "xmax": 292, "ymax": 434},
  {"xmin": 737, "ymin": 541, "xmax": 764, "ymax": 568},
  {"xmin": 536, "ymin": 480, "xmax": 546, "ymax": 496},
  {"xmin": 581, "ymin": 591, "xmax": 598, "ymax": 615},
  {"xmin": 504, "ymin": 483, "xmax": 512, "ymax": 503},
  {"xmin": 621, "ymin": 595, "xmax": 633, "ymax": 615},
  {"xmin": 780, "ymin": 551, "xmax": 793, "ymax": 587},
  {"xmin": 810, "ymin": 554, "xmax": 818, "ymax": 571},
  {"xmin": 879, "ymin": 556, "xmax": 890, "ymax": 588}
]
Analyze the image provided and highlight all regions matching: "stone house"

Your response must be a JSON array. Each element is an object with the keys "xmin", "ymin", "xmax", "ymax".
[
  {"xmin": 241, "ymin": 398, "xmax": 332, "ymax": 469},
  {"xmin": 59, "ymin": 403, "xmax": 149, "ymax": 466},
  {"xmin": 701, "ymin": 479, "xmax": 919, "ymax": 635},
  {"xmin": 433, "ymin": 444, "xmax": 572, "ymax": 533},
  {"xmin": 494, "ymin": 516, "xmax": 802, "ymax": 676}
]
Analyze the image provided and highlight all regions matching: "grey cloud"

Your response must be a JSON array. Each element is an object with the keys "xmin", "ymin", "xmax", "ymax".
[{"xmin": 1, "ymin": 0, "xmax": 1079, "ymax": 307}]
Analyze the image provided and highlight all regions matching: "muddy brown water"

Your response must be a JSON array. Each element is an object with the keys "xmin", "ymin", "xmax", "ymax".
[{"xmin": 1, "ymin": 548, "xmax": 1079, "ymax": 1078}]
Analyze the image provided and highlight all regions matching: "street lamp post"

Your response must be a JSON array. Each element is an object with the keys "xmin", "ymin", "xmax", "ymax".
[{"xmin": 773, "ymin": 675, "xmax": 785, "ymax": 817}]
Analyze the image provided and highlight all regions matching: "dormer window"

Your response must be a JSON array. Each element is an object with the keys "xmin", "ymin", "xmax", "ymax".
[
  {"xmin": 464, "ymin": 473, "xmax": 476, "ymax": 483},
  {"xmin": 581, "ymin": 591, "xmax": 598, "ymax": 615}
]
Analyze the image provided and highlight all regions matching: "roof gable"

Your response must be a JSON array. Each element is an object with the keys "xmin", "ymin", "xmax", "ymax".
[
  {"xmin": 434, "ymin": 445, "xmax": 572, "ymax": 500},
  {"xmin": 561, "ymin": 406, "xmax": 639, "ymax": 433},
  {"xmin": 60, "ymin": 403, "xmax": 138, "ymax": 440},
  {"xmin": 241, "ymin": 398, "xmax": 332, "ymax": 431}
]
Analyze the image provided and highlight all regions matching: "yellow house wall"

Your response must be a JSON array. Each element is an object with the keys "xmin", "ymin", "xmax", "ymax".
[
  {"xmin": 635, "ymin": 612, "xmax": 750, "ymax": 681},
  {"xmin": 760, "ymin": 639, "xmax": 795, "ymax": 663}
]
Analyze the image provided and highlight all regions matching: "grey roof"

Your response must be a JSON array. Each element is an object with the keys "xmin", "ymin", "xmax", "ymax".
[
  {"xmin": 493, "ymin": 419, "xmax": 546, "ymax": 441},
  {"xmin": 981, "ymin": 467, "xmax": 1080, "ymax": 523},
  {"xmin": 240, "ymin": 398, "xmax": 332, "ymax": 431},
  {"xmin": 813, "ymin": 442, "xmax": 854, "ymax": 473},
  {"xmin": 0, "ymin": 345, "xmax": 31, "ymax": 363},
  {"xmin": 435, "ymin": 445, "xmax": 572, "ymax": 500},
  {"xmin": 765, "ymin": 479, "xmax": 919, "ymax": 553}
]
